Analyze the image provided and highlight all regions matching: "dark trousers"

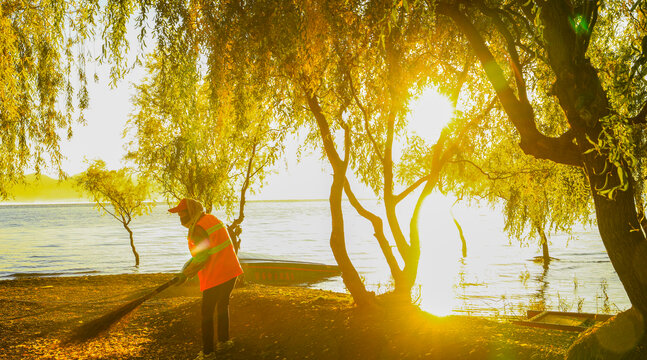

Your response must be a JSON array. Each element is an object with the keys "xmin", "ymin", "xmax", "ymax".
[{"xmin": 202, "ymin": 277, "xmax": 237, "ymax": 354}]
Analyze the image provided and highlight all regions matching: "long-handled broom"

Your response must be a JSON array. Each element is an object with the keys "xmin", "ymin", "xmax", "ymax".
[{"xmin": 64, "ymin": 276, "xmax": 181, "ymax": 344}]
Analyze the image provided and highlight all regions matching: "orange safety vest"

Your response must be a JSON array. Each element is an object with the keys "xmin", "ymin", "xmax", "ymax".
[{"xmin": 188, "ymin": 214, "xmax": 243, "ymax": 291}]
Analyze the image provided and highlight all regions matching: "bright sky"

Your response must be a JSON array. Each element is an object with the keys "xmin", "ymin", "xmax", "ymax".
[
  {"xmin": 50, "ymin": 66, "xmax": 454, "ymax": 200},
  {"xmin": 43, "ymin": 16, "xmax": 456, "ymax": 200}
]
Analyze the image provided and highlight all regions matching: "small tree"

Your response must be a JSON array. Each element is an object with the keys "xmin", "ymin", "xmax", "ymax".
[{"xmin": 76, "ymin": 160, "xmax": 153, "ymax": 267}]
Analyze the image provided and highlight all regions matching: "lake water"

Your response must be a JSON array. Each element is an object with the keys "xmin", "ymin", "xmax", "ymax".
[{"xmin": 0, "ymin": 197, "xmax": 630, "ymax": 317}]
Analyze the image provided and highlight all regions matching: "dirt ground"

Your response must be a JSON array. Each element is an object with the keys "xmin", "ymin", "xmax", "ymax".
[{"xmin": 1, "ymin": 273, "xmax": 579, "ymax": 359}]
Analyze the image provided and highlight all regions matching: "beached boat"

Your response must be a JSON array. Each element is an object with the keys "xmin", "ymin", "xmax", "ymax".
[
  {"xmin": 514, "ymin": 310, "xmax": 614, "ymax": 332},
  {"xmin": 238, "ymin": 253, "xmax": 341, "ymax": 284}
]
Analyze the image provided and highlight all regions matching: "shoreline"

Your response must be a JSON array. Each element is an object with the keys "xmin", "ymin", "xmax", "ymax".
[
  {"xmin": 1, "ymin": 273, "xmax": 579, "ymax": 359},
  {"xmin": 0, "ymin": 198, "xmax": 376, "ymax": 207}
]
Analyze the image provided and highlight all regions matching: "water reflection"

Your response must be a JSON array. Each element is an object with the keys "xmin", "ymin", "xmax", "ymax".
[{"xmin": 530, "ymin": 264, "xmax": 549, "ymax": 312}]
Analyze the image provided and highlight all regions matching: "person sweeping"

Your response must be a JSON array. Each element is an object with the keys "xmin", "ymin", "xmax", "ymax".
[{"xmin": 170, "ymin": 198, "xmax": 243, "ymax": 360}]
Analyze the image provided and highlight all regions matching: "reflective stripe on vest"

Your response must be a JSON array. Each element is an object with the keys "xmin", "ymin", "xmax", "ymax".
[
  {"xmin": 206, "ymin": 222, "xmax": 225, "ymax": 235},
  {"xmin": 193, "ymin": 239, "xmax": 232, "ymax": 263},
  {"xmin": 207, "ymin": 239, "xmax": 232, "ymax": 255}
]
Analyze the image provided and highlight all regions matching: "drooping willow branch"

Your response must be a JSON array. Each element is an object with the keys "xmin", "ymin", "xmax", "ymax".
[{"xmin": 450, "ymin": 158, "xmax": 553, "ymax": 181}]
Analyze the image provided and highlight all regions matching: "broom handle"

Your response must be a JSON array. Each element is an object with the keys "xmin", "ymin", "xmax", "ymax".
[{"xmin": 140, "ymin": 276, "xmax": 181, "ymax": 301}]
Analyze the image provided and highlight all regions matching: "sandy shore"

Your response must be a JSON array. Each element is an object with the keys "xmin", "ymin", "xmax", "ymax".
[{"xmin": 1, "ymin": 273, "xmax": 578, "ymax": 359}]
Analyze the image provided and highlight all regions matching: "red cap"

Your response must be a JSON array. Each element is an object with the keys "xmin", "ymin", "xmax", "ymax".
[{"xmin": 168, "ymin": 198, "xmax": 188, "ymax": 213}]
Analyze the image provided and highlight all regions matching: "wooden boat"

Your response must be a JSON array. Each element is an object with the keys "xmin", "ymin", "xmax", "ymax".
[
  {"xmin": 514, "ymin": 310, "xmax": 614, "ymax": 332},
  {"xmin": 238, "ymin": 253, "xmax": 341, "ymax": 284}
]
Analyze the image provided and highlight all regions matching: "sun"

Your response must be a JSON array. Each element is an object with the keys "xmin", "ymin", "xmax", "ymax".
[{"xmin": 407, "ymin": 87, "xmax": 454, "ymax": 143}]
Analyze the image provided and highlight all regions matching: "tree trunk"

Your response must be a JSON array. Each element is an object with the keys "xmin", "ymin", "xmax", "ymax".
[
  {"xmin": 585, "ymin": 167, "xmax": 647, "ymax": 319},
  {"xmin": 406, "ymin": 131, "xmax": 458, "ymax": 291},
  {"xmin": 384, "ymin": 32, "xmax": 414, "ymax": 291},
  {"xmin": 537, "ymin": 227, "xmax": 550, "ymax": 267},
  {"xmin": 404, "ymin": 181, "xmax": 431, "ymax": 294},
  {"xmin": 330, "ymin": 170, "xmax": 375, "ymax": 307},
  {"xmin": 228, "ymin": 142, "xmax": 257, "ymax": 254},
  {"xmin": 305, "ymin": 92, "xmax": 375, "ymax": 308},
  {"xmin": 452, "ymin": 213, "xmax": 467, "ymax": 258},
  {"xmin": 123, "ymin": 223, "xmax": 139, "ymax": 267}
]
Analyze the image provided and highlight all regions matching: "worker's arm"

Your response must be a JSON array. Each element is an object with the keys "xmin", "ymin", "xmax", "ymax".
[{"xmin": 182, "ymin": 226, "xmax": 211, "ymax": 278}]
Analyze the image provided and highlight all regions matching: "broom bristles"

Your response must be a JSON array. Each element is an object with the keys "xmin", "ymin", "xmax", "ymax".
[
  {"xmin": 65, "ymin": 296, "xmax": 147, "ymax": 343},
  {"xmin": 64, "ymin": 276, "xmax": 179, "ymax": 344}
]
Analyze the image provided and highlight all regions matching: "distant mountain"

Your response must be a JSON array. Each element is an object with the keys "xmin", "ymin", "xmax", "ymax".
[{"xmin": 2, "ymin": 174, "xmax": 87, "ymax": 203}]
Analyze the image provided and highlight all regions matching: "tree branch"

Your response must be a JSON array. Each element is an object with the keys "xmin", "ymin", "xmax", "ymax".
[
  {"xmin": 450, "ymin": 57, "xmax": 472, "ymax": 105},
  {"xmin": 343, "ymin": 180, "xmax": 403, "ymax": 280},
  {"xmin": 304, "ymin": 90, "xmax": 345, "ymax": 171},
  {"xmin": 395, "ymin": 94, "xmax": 496, "ymax": 204},
  {"xmin": 450, "ymin": 158, "xmax": 552, "ymax": 180},
  {"xmin": 395, "ymin": 174, "xmax": 433, "ymax": 204},
  {"xmin": 95, "ymin": 200, "xmax": 121, "ymax": 223},
  {"xmin": 348, "ymin": 71, "xmax": 385, "ymax": 164},
  {"xmin": 437, "ymin": 2, "xmax": 582, "ymax": 167},
  {"xmin": 479, "ymin": 5, "xmax": 529, "ymax": 106}
]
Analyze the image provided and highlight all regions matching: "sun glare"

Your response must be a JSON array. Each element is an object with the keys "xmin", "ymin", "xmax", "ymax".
[
  {"xmin": 407, "ymin": 87, "xmax": 454, "ymax": 143},
  {"xmin": 404, "ymin": 90, "xmax": 458, "ymax": 316},
  {"xmin": 415, "ymin": 194, "xmax": 463, "ymax": 316}
]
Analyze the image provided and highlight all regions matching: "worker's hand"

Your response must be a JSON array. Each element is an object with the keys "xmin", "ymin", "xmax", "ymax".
[
  {"xmin": 174, "ymin": 258, "xmax": 195, "ymax": 286},
  {"xmin": 182, "ymin": 261, "xmax": 202, "ymax": 278},
  {"xmin": 180, "ymin": 257, "xmax": 199, "ymax": 278}
]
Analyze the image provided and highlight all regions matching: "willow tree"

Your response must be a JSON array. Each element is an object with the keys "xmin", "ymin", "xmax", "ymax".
[
  {"xmin": 196, "ymin": 0, "xmax": 393, "ymax": 305},
  {"xmin": 2, "ymin": 0, "xmax": 290, "ymax": 263},
  {"xmin": 0, "ymin": 0, "xmax": 98, "ymax": 198},
  {"xmin": 433, "ymin": 0, "xmax": 647, "ymax": 342}
]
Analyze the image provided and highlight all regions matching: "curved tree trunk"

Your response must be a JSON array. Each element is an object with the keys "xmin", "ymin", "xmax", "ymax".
[
  {"xmin": 123, "ymin": 223, "xmax": 139, "ymax": 267},
  {"xmin": 344, "ymin": 180, "xmax": 405, "ymax": 289},
  {"xmin": 383, "ymin": 31, "xmax": 415, "ymax": 293},
  {"xmin": 383, "ymin": 113, "xmax": 411, "ymax": 280},
  {"xmin": 228, "ymin": 142, "xmax": 257, "ymax": 254},
  {"xmin": 306, "ymin": 92, "xmax": 375, "ymax": 308},
  {"xmin": 405, "ymin": 182, "xmax": 431, "ymax": 293},
  {"xmin": 406, "ymin": 130, "xmax": 458, "ymax": 292},
  {"xmin": 330, "ymin": 170, "xmax": 374, "ymax": 307}
]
